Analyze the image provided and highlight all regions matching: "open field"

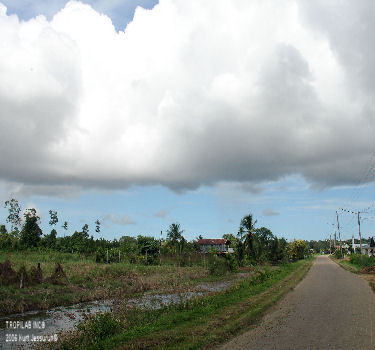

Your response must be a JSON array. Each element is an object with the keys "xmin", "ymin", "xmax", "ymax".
[
  {"xmin": 0, "ymin": 250, "xmax": 260, "ymax": 316},
  {"xmin": 0, "ymin": 250, "xmax": 214, "ymax": 315},
  {"xmin": 40, "ymin": 258, "xmax": 314, "ymax": 350}
]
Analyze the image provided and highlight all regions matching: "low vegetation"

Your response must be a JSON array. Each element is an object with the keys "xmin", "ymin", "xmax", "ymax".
[
  {"xmin": 0, "ymin": 199, "xmax": 312, "ymax": 320},
  {"xmin": 349, "ymin": 253, "xmax": 375, "ymax": 269},
  {"xmin": 332, "ymin": 253, "xmax": 375, "ymax": 294},
  {"xmin": 0, "ymin": 250, "xmax": 211, "ymax": 315},
  {"xmin": 41, "ymin": 258, "xmax": 314, "ymax": 350}
]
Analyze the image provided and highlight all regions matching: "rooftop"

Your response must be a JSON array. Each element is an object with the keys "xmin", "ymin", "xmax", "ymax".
[{"xmin": 197, "ymin": 239, "xmax": 229, "ymax": 245}]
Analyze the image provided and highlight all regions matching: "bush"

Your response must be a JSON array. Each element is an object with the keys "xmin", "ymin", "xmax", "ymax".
[
  {"xmin": 208, "ymin": 255, "xmax": 228, "ymax": 275},
  {"xmin": 95, "ymin": 247, "xmax": 106, "ymax": 263},
  {"xmin": 288, "ymin": 240, "xmax": 309, "ymax": 261},
  {"xmin": 334, "ymin": 249, "xmax": 343, "ymax": 259},
  {"xmin": 77, "ymin": 312, "xmax": 122, "ymax": 344},
  {"xmin": 350, "ymin": 253, "xmax": 375, "ymax": 267},
  {"xmin": 0, "ymin": 233, "xmax": 19, "ymax": 250},
  {"xmin": 207, "ymin": 251, "xmax": 237, "ymax": 275},
  {"xmin": 224, "ymin": 253, "xmax": 238, "ymax": 272}
]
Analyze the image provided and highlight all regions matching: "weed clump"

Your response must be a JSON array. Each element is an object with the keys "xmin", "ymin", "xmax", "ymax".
[
  {"xmin": 45, "ymin": 262, "xmax": 69, "ymax": 285},
  {"xmin": 17, "ymin": 265, "xmax": 30, "ymax": 288},
  {"xmin": 208, "ymin": 253, "xmax": 238, "ymax": 276},
  {"xmin": 0, "ymin": 260, "xmax": 17, "ymax": 285},
  {"xmin": 350, "ymin": 254, "xmax": 375, "ymax": 268},
  {"xmin": 29, "ymin": 263, "xmax": 43, "ymax": 284},
  {"xmin": 77, "ymin": 312, "xmax": 122, "ymax": 345},
  {"xmin": 360, "ymin": 266, "xmax": 375, "ymax": 274}
]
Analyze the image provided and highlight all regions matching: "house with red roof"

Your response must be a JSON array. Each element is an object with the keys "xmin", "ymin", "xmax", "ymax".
[{"xmin": 197, "ymin": 238, "xmax": 232, "ymax": 253}]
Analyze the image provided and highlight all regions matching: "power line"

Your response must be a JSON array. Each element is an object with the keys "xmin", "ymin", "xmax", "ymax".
[
  {"xmin": 339, "ymin": 151, "xmax": 375, "ymax": 230},
  {"xmin": 347, "ymin": 151, "xmax": 375, "ymax": 206}
]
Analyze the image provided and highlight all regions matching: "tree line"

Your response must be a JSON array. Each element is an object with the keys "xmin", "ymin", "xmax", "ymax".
[{"xmin": 0, "ymin": 199, "xmax": 310, "ymax": 266}]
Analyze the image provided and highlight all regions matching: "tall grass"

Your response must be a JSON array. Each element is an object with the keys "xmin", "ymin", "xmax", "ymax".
[
  {"xmin": 50, "ymin": 259, "xmax": 312, "ymax": 350},
  {"xmin": 0, "ymin": 251, "xmax": 209, "ymax": 315},
  {"xmin": 349, "ymin": 253, "xmax": 375, "ymax": 267}
]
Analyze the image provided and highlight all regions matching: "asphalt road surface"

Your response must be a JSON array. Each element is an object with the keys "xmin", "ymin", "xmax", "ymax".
[{"xmin": 221, "ymin": 255, "xmax": 375, "ymax": 350}]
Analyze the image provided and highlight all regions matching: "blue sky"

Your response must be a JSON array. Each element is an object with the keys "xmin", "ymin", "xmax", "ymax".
[
  {"xmin": 1, "ymin": 0, "xmax": 375, "ymax": 242},
  {"xmin": 1, "ymin": 175, "xmax": 374, "ymax": 242}
]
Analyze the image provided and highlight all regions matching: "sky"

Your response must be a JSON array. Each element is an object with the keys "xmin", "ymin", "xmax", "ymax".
[{"xmin": 1, "ymin": 0, "xmax": 375, "ymax": 242}]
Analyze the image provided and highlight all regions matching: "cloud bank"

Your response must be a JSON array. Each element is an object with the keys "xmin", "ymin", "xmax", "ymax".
[
  {"xmin": 263, "ymin": 208, "xmax": 279, "ymax": 217},
  {"xmin": 102, "ymin": 213, "xmax": 136, "ymax": 225},
  {"xmin": 1, "ymin": 0, "xmax": 375, "ymax": 196}
]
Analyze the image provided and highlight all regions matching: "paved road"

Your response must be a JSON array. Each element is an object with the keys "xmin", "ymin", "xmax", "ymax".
[{"xmin": 221, "ymin": 256, "xmax": 375, "ymax": 350}]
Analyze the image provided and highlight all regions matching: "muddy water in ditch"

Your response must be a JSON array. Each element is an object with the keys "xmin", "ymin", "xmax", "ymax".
[
  {"xmin": 0, "ymin": 300, "xmax": 113, "ymax": 350},
  {"xmin": 0, "ymin": 280, "xmax": 237, "ymax": 349}
]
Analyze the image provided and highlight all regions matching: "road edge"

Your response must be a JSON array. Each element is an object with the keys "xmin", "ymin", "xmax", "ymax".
[{"xmin": 330, "ymin": 256, "xmax": 375, "ymax": 293}]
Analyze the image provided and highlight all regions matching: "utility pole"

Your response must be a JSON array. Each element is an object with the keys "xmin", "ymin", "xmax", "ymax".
[
  {"xmin": 159, "ymin": 230, "xmax": 162, "ymax": 265},
  {"xmin": 336, "ymin": 211, "xmax": 343, "ymax": 257},
  {"xmin": 352, "ymin": 234, "xmax": 355, "ymax": 254},
  {"xmin": 358, "ymin": 212, "xmax": 363, "ymax": 267},
  {"xmin": 330, "ymin": 234, "xmax": 332, "ymax": 254},
  {"xmin": 334, "ymin": 230, "xmax": 336, "ymax": 249}
]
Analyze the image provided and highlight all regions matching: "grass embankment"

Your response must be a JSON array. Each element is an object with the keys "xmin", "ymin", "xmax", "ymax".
[
  {"xmin": 0, "ymin": 251, "xmax": 209, "ymax": 315},
  {"xmin": 51, "ymin": 258, "xmax": 314, "ymax": 350},
  {"xmin": 331, "ymin": 254, "xmax": 375, "ymax": 293},
  {"xmin": 330, "ymin": 257, "xmax": 360, "ymax": 273}
]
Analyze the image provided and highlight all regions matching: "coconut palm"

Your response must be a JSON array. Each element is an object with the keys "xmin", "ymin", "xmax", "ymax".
[
  {"xmin": 166, "ymin": 222, "xmax": 184, "ymax": 254},
  {"xmin": 240, "ymin": 214, "xmax": 257, "ymax": 260}
]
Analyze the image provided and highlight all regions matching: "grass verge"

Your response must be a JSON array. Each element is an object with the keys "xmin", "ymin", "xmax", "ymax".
[
  {"xmin": 330, "ymin": 257, "xmax": 360, "ymax": 273},
  {"xmin": 330, "ymin": 256, "xmax": 375, "ymax": 294},
  {"xmin": 51, "ymin": 258, "xmax": 314, "ymax": 350}
]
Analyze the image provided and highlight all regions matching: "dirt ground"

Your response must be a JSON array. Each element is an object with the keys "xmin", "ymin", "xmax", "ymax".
[{"xmin": 220, "ymin": 255, "xmax": 375, "ymax": 350}]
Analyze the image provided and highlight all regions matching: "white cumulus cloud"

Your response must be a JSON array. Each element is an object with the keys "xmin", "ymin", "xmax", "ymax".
[{"xmin": 1, "ymin": 0, "xmax": 375, "ymax": 196}]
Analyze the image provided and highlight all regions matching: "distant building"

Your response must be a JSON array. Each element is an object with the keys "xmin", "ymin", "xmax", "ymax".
[
  {"xmin": 352, "ymin": 235, "xmax": 375, "ymax": 256},
  {"xmin": 359, "ymin": 244, "xmax": 375, "ymax": 257},
  {"xmin": 197, "ymin": 239, "xmax": 233, "ymax": 253}
]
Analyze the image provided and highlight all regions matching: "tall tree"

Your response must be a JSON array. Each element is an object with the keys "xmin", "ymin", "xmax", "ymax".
[
  {"xmin": 253, "ymin": 227, "xmax": 274, "ymax": 261},
  {"xmin": 20, "ymin": 208, "xmax": 42, "ymax": 248},
  {"xmin": 95, "ymin": 220, "xmax": 101, "ymax": 234},
  {"xmin": 0, "ymin": 225, "xmax": 7, "ymax": 235},
  {"xmin": 166, "ymin": 222, "xmax": 184, "ymax": 254},
  {"xmin": 62, "ymin": 221, "xmax": 68, "ymax": 231},
  {"xmin": 82, "ymin": 224, "xmax": 89, "ymax": 238},
  {"xmin": 4, "ymin": 199, "xmax": 21, "ymax": 232},
  {"xmin": 236, "ymin": 226, "xmax": 245, "ymax": 266},
  {"xmin": 222, "ymin": 233, "xmax": 238, "ymax": 247},
  {"xmin": 240, "ymin": 214, "xmax": 257, "ymax": 260},
  {"xmin": 49, "ymin": 210, "xmax": 58, "ymax": 228}
]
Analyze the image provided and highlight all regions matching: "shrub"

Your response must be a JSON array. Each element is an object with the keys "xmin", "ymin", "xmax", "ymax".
[
  {"xmin": 288, "ymin": 240, "xmax": 309, "ymax": 261},
  {"xmin": 350, "ymin": 253, "xmax": 375, "ymax": 267},
  {"xmin": 95, "ymin": 247, "xmax": 106, "ymax": 263},
  {"xmin": 207, "ymin": 251, "xmax": 237, "ymax": 275},
  {"xmin": 334, "ymin": 249, "xmax": 343, "ymax": 259},
  {"xmin": 208, "ymin": 255, "xmax": 228, "ymax": 275},
  {"xmin": 77, "ymin": 312, "xmax": 122, "ymax": 344},
  {"xmin": 224, "ymin": 253, "xmax": 238, "ymax": 272}
]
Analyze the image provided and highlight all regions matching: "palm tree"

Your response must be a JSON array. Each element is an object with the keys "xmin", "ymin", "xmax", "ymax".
[
  {"xmin": 240, "ymin": 214, "xmax": 257, "ymax": 259},
  {"xmin": 166, "ymin": 222, "xmax": 184, "ymax": 254}
]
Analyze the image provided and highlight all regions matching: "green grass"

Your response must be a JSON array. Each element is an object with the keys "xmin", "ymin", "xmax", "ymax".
[
  {"xmin": 1, "ymin": 251, "xmax": 256, "ymax": 315},
  {"xmin": 0, "ymin": 250, "xmax": 212, "ymax": 315},
  {"xmin": 349, "ymin": 253, "xmax": 375, "ymax": 268},
  {"xmin": 331, "ymin": 254, "xmax": 375, "ymax": 272},
  {"xmin": 52, "ymin": 258, "xmax": 314, "ymax": 350},
  {"xmin": 337, "ymin": 259, "xmax": 361, "ymax": 273},
  {"xmin": 331, "ymin": 255, "xmax": 375, "ymax": 295}
]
